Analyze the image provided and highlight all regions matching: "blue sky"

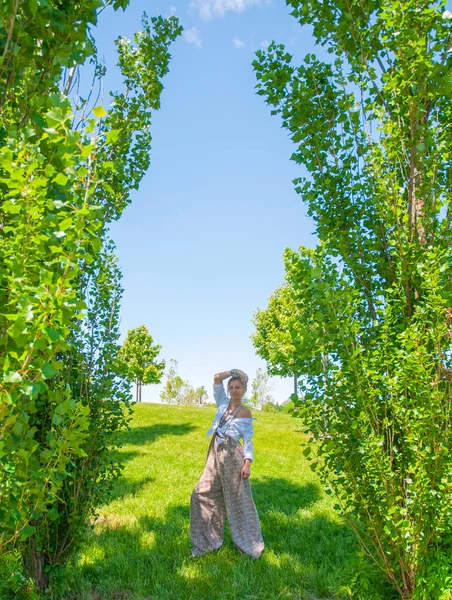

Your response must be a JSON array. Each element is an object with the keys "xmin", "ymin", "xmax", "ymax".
[{"xmin": 91, "ymin": 0, "xmax": 319, "ymax": 402}]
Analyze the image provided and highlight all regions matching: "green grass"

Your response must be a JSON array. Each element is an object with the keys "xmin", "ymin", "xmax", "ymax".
[{"xmin": 57, "ymin": 404, "xmax": 362, "ymax": 600}]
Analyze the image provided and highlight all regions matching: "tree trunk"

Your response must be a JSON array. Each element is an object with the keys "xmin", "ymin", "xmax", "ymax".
[
  {"xmin": 23, "ymin": 534, "xmax": 49, "ymax": 593},
  {"xmin": 293, "ymin": 372, "xmax": 298, "ymax": 397}
]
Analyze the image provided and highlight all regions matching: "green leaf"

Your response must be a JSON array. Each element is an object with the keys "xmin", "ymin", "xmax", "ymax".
[
  {"xmin": 45, "ymin": 328, "xmax": 61, "ymax": 341},
  {"xmin": 48, "ymin": 508, "xmax": 59, "ymax": 521},
  {"xmin": 93, "ymin": 105, "xmax": 106, "ymax": 118},
  {"xmin": 45, "ymin": 164, "xmax": 55, "ymax": 178},
  {"xmin": 59, "ymin": 218, "xmax": 73, "ymax": 231},
  {"xmin": 41, "ymin": 363, "xmax": 57, "ymax": 379},
  {"xmin": 28, "ymin": 0, "xmax": 38, "ymax": 16},
  {"xmin": 52, "ymin": 414, "xmax": 63, "ymax": 426},
  {"xmin": 53, "ymin": 173, "xmax": 69, "ymax": 186},
  {"xmin": 2, "ymin": 201, "xmax": 21, "ymax": 214},
  {"xmin": 20, "ymin": 525, "xmax": 36, "ymax": 540},
  {"xmin": 106, "ymin": 129, "xmax": 120, "ymax": 143},
  {"xmin": 1, "ymin": 313, "xmax": 19, "ymax": 321}
]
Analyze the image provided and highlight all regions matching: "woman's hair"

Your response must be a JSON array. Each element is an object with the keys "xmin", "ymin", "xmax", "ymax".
[{"xmin": 228, "ymin": 376, "xmax": 247, "ymax": 392}]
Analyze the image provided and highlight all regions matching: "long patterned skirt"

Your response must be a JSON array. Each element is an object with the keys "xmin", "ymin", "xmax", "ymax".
[{"xmin": 190, "ymin": 434, "xmax": 264, "ymax": 558}]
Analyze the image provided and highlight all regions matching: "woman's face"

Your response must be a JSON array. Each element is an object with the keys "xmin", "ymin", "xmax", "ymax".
[{"xmin": 228, "ymin": 378, "xmax": 245, "ymax": 402}]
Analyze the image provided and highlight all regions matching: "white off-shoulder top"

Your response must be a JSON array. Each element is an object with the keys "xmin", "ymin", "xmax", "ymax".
[{"xmin": 206, "ymin": 383, "xmax": 256, "ymax": 462}]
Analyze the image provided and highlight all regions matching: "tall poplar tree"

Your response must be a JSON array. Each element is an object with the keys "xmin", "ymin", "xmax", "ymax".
[
  {"xmin": 0, "ymin": 1, "xmax": 181, "ymax": 591},
  {"xmin": 254, "ymin": 0, "xmax": 452, "ymax": 597}
]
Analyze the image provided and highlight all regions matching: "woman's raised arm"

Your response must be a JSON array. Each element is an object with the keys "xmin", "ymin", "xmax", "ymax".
[
  {"xmin": 214, "ymin": 369, "xmax": 248, "ymax": 385},
  {"xmin": 214, "ymin": 370, "xmax": 232, "ymax": 384}
]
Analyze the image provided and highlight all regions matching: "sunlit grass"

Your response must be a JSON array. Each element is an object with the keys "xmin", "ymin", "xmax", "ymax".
[{"xmin": 56, "ymin": 404, "xmax": 367, "ymax": 599}]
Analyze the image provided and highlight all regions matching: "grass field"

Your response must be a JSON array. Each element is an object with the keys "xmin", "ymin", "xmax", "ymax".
[{"xmin": 56, "ymin": 403, "xmax": 368, "ymax": 600}]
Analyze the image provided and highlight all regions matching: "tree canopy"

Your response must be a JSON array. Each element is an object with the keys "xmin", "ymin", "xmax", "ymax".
[{"xmin": 119, "ymin": 325, "xmax": 165, "ymax": 402}]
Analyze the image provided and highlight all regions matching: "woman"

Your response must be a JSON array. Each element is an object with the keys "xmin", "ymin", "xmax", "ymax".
[{"xmin": 190, "ymin": 368, "xmax": 264, "ymax": 559}]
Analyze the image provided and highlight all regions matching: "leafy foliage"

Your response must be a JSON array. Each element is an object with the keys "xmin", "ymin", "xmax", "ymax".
[
  {"xmin": 0, "ymin": 0, "xmax": 181, "ymax": 592},
  {"xmin": 253, "ymin": 0, "xmax": 452, "ymax": 597},
  {"xmin": 119, "ymin": 325, "xmax": 165, "ymax": 402}
]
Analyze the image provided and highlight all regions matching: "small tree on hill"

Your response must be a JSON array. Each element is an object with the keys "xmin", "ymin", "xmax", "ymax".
[
  {"xmin": 160, "ymin": 361, "xmax": 209, "ymax": 405},
  {"xmin": 160, "ymin": 359, "xmax": 186, "ymax": 404},
  {"xmin": 183, "ymin": 385, "xmax": 208, "ymax": 406},
  {"xmin": 250, "ymin": 368, "xmax": 274, "ymax": 410},
  {"xmin": 119, "ymin": 325, "xmax": 165, "ymax": 402}
]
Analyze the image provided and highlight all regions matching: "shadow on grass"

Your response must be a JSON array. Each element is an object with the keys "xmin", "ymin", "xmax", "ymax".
[
  {"xmin": 121, "ymin": 423, "xmax": 198, "ymax": 446},
  {"xmin": 115, "ymin": 450, "xmax": 140, "ymax": 462},
  {"xmin": 106, "ymin": 475, "xmax": 155, "ymax": 504},
  {"xmin": 253, "ymin": 477, "xmax": 322, "ymax": 515},
  {"xmin": 61, "ymin": 478, "xmax": 364, "ymax": 600}
]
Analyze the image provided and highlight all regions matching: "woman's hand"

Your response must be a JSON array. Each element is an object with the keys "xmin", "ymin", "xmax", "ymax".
[
  {"xmin": 241, "ymin": 460, "xmax": 251, "ymax": 479},
  {"xmin": 233, "ymin": 369, "xmax": 249, "ymax": 386}
]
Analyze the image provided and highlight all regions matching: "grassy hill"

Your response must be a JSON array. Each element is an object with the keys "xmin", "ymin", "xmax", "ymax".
[{"xmin": 57, "ymin": 403, "xmax": 365, "ymax": 600}]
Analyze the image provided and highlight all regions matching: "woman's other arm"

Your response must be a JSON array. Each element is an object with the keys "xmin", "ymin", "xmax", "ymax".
[{"xmin": 241, "ymin": 459, "xmax": 251, "ymax": 479}]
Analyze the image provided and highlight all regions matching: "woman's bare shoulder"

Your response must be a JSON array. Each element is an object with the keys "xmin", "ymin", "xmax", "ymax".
[{"xmin": 237, "ymin": 406, "xmax": 252, "ymax": 418}]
